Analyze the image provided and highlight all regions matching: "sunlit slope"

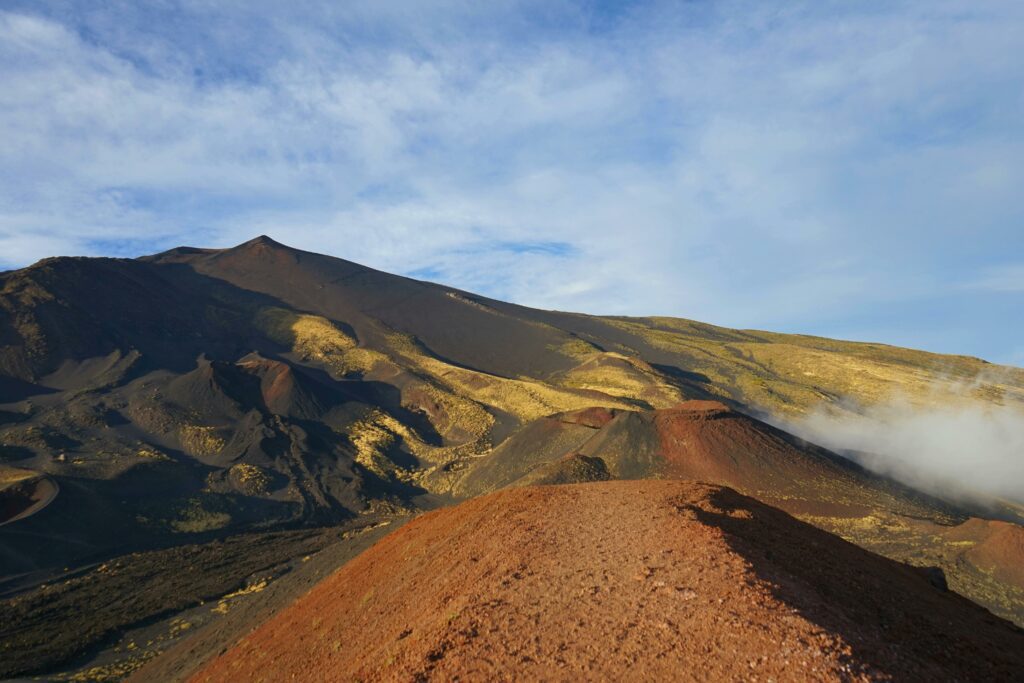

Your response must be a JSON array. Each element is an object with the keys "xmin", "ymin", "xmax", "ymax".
[
  {"xmin": 540, "ymin": 314, "xmax": 1024, "ymax": 417},
  {"xmin": 153, "ymin": 236, "xmax": 1024, "ymax": 423},
  {"xmin": 193, "ymin": 481, "xmax": 1024, "ymax": 683},
  {"xmin": 2, "ymin": 235, "xmax": 1022, "ymax": 588}
]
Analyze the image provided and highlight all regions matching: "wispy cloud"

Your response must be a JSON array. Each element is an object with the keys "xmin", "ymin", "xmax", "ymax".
[
  {"xmin": 966, "ymin": 264, "xmax": 1024, "ymax": 293},
  {"xmin": 1, "ymin": 1, "xmax": 1022, "ymax": 359}
]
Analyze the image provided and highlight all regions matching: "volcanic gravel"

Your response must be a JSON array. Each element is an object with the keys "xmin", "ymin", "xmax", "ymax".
[{"xmin": 195, "ymin": 480, "xmax": 1023, "ymax": 682}]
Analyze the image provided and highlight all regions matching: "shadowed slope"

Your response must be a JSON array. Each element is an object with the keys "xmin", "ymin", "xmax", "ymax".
[
  {"xmin": 147, "ymin": 236, "xmax": 1024, "ymax": 416},
  {"xmin": 146, "ymin": 236, "xmax": 581, "ymax": 380},
  {"xmin": 194, "ymin": 480, "xmax": 1024, "ymax": 682}
]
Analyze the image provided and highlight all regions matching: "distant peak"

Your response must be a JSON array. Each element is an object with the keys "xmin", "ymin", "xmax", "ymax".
[
  {"xmin": 141, "ymin": 236, "xmax": 294, "ymax": 263},
  {"xmin": 240, "ymin": 234, "xmax": 286, "ymax": 248}
]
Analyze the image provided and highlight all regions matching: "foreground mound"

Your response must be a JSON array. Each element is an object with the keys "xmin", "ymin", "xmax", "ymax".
[{"xmin": 194, "ymin": 481, "xmax": 1023, "ymax": 682}]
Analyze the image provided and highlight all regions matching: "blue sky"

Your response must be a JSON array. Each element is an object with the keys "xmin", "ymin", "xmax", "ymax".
[{"xmin": 1, "ymin": 1, "xmax": 1022, "ymax": 365}]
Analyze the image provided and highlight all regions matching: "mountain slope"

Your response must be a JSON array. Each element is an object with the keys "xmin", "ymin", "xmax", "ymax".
[
  {"xmin": 456, "ymin": 400, "xmax": 958, "ymax": 517},
  {"xmin": 193, "ymin": 481, "xmax": 1024, "ymax": 682},
  {"xmin": 2, "ymin": 237, "xmax": 1023, "ymax": 579},
  {"xmin": 2, "ymin": 235, "xmax": 1024, "ymax": 679}
]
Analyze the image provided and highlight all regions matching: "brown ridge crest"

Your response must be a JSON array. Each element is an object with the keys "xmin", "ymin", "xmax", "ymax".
[{"xmin": 193, "ymin": 480, "xmax": 1024, "ymax": 682}]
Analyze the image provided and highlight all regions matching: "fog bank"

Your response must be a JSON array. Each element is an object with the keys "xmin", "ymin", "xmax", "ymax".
[{"xmin": 781, "ymin": 394, "xmax": 1024, "ymax": 506}]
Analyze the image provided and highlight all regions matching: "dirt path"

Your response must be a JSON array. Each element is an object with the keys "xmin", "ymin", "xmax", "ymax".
[{"xmin": 194, "ymin": 480, "xmax": 1024, "ymax": 682}]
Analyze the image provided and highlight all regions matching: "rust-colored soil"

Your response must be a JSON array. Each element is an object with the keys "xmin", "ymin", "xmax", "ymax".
[
  {"xmin": 653, "ymin": 401, "xmax": 843, "ymax": 495},
  {"xmin": 194, "ymin": 481, "xmax": 1023, "ymax": 682},
  {"xmin": 557, "ymin": 406, "xmax": 617, "ymax": 429},
  {"xmin": 648, "ymin": 402, "xmax": 942, "ymax": 519},
  {"xmin": 945, "ymin": 517, "xmax": 1024, "ymax": 586}
]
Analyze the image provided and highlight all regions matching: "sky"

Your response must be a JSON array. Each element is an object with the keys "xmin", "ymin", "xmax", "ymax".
[{"xmin": 1, "ymin": 1, "xmax": 1022, "ymax": 365}]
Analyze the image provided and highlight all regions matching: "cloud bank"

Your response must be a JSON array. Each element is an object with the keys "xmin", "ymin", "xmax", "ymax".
[
  {"xmin": 1, "ymin": 1, "xmax": 1022, "ymax": 361},
  {"xmin": 783, "ymin": 389, "xmax": 1024, "ymax": 507}
]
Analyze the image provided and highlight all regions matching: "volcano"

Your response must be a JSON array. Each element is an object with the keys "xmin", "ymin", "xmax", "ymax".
[{"xmin": 2, "ymin": 236, "xmax": 1024, "ymax": 680}]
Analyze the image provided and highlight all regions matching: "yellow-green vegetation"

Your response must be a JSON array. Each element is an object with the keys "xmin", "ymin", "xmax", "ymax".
[
  {"xmin": 168, "ymin": 618, "xmax": 192, "ymax": 637},
  {"xmin": 169, "ymin": 498, "xmax": 231, "ymax": 533},
  {"xmin": 447, "ymin": 372, "xmax": 614, "ymax": 422},
  {"xmin": 55, "ymin": 651, "xmax": 157, "ymax": 682},
  {"xmin": 257, "ymin": 309, "xmax": 503, "ymax": 467},
  {"xmin": 255, "ymin": 307, "xmax": 356, "ymax": 358},
  {"xmin": 385, "ymin": 330, "xmax": 639, "ymax": 423},
  {"xmin": 258, "ymin": 306, "xmax": 362, "ymax": 372},
  {"xmin": 360, "ymin": 497, "xmax": 418, "ymax": 516},
  {"xmin": 229, "ymin": 463, "xmax": 271, "ymax": 495},
  {"xmin": 400, "ymin": 380, "xmax": 494, "ymax": 450},
  {"xmin": 332, "ymin": 346, "xmax": 392, "ymax": 376},
  {"xmin": 348, "ymin": 410, "xmax": 400, "ymax": 476},
  {"xmin": 606, "ymin": 316, "xmax": 1024, "ymax": 416},
  {"xmin": 346, "ymin": 408, "xmax": 436, "ymax": 482},
  {"xmin": 257, "ymin": 309, "xmax": 503, "ymax": 468},
  {"xmin": 255, "ymin": 306, "xmax": 398, "ymax": 378},
  {"xmin": 135, "ymin": 446, "xmax": 169, "ymax": 461},
  {"xmin": 178, "ymin": 425, "xmax": 225, "ymax": 457},
  {"xmin": 549, "ymin": 337, "xmax": 601, "ymax": 360},
  {"xmin": 557, "ymin": 352, "xmax": 683, "ymax": 408},
  {"xmin": 211, "ymin": 576, "xmax": 270, "ymax": 615}
]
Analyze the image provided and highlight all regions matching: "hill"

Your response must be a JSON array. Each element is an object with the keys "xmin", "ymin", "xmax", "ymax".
[
  {"xmin": 193, "ymin": 480, "xmax": 1024, "ymax": 682},
  {"xmin": 453, "ymin": 399, "xmax": 1024, "ymax": 625}
]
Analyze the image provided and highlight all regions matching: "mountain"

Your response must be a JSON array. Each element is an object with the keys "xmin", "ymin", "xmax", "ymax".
[
  {"xmin": 192, "ymin": 481, "xmax": 1024, "ymax": 682},
  {"xmin": 2, "ymin": 236, "xmax": 1024, "ymax": 679}
]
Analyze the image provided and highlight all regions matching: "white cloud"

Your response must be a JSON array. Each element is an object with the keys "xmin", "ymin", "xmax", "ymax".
[
  {"xmin": 1, "ymin": 1, "xmax": 1022, "ymax": 359},
  {"xmin": 967, "ymin": 264, "xmax": 1024, "ymax": 293},
  {"xmin": 781, "ymin": 383, "xmax": 1024, "ymax": 506}
]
